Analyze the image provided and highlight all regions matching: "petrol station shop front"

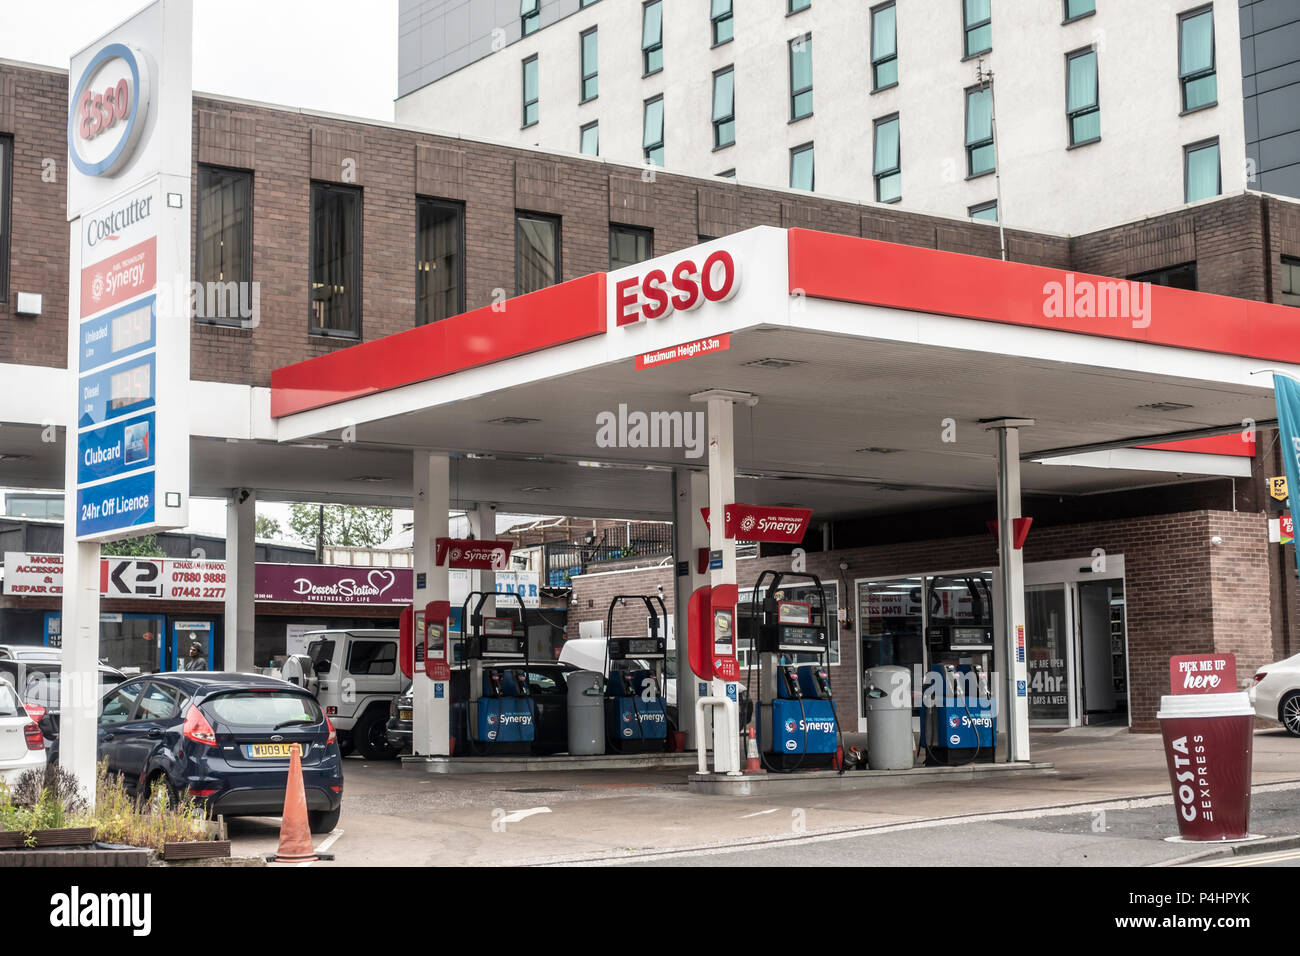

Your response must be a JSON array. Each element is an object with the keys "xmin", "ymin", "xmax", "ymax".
[{"xmin": 262, "ymin": 225, "xmax": 1293, "ymax": 755}]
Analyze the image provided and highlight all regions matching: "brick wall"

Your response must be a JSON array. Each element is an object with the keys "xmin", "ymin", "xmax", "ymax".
[{"xmin": 569, "ymin": 509, "xmax": 1267, "ymax": 733}]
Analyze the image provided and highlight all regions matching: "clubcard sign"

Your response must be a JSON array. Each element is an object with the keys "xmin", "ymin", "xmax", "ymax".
[{"xmin": 68, "ymin": 0, "xmax": 192, "ymax": 542}]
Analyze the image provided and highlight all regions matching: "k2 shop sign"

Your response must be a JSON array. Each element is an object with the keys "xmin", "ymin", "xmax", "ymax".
[
  {"xmin": 2, "ymin": 552, "xmax": 226, "ymax": 600},
  {"xmin": 700, "ymin": 504, "xmax": 813, "ymax": 543}
]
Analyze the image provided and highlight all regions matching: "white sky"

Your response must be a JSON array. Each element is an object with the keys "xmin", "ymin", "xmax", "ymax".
[{"xmin": 0, "ymin": 0, "xmax": 399, "ymax": 121}]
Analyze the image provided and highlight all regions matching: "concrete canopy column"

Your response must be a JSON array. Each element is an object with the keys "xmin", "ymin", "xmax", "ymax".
[
  {"xmin": 673, "ymin": 468, "xmax": 710, "ymax": 747},
  {"xmin": 412, "ymin": 453, "xmax": 450, "ymax": 755},
  {"xmin": 466, "ymin": 503, "xmax": 497, "ymax": 615},
  {"xmin": 223, "ymin": 488, "xmax": 256, "ymax": 672},
  {"xmin": 987, "ymin": 418, "xmax": 1034, "ymax": 762}
]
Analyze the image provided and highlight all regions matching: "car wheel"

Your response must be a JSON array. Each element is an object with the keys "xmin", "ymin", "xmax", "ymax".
[
  {"xmin": 355, "ymin": 710, "xmax": 397, "ymax": 761},
  {"xmin": 1281, "ymin": 692, "xmax": 1300, "ymax": 737},
  {"xmin": 307, "ymin": 808, "xmax": 340, "ymax": 834},
  {"xmin": 337, "ymin": 734, "xmax": 355, "ymax": 758}
]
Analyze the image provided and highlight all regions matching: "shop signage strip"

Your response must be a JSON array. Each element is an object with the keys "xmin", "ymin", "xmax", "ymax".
[{"xmin": 270, "ymin": 273, "xmax": 607, "ymax": 418}]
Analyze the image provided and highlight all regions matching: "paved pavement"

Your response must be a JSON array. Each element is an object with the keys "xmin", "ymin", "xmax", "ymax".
[{"xmin": 234, "ymin": 727, "xmax": 1300, "ymax": 867}]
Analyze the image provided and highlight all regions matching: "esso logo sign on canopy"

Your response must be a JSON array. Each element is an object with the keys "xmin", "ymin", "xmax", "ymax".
[
  {"xmin": 616, "ymin": 250, "xmax": 741, "ymax": 327},
  {"xmin": 68, "ymin": 43, "xmax": 153, "ymax": 178}
]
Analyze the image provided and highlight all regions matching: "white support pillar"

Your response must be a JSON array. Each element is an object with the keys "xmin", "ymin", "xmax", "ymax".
[
  {"xmin": 58, "ymin": 533, "xmax": 101, "ymax": 803},
  {"xmin": 466, "ymin": 503, "xmax": 496, "ymax": 615},
  {"xmin": 412, "ymin": 453, "xmax": 450, "ymax": 755},
  {"xmin": 672, "ymin": 468, "xmax": 710, "ymax": 747},
  {"xmin": 223, "ymin": 488, "xmax": 256, "ymax": 672},
  {"xmin": 987, "ymin": 418, "xmax": 1034, "ymax": 763}
]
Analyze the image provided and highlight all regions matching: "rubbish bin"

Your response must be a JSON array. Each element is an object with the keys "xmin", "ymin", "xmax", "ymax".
[
  {"xmin": 567, "ymin": 670, "xmax": 605, "ymax": 756},
  {"xmin": 1156, "ymin": 691, "xmax": 1254, "ymax": 841},
  {"xmin": 865, "ymin": 665, "xmax": 914, "ymax": 770}
]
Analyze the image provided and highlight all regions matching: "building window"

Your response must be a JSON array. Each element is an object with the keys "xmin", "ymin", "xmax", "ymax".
[
  {"xmin": 969, "ymin": 200, "xmax": 998, "ymax": 222},
  {"xmin": 789, "ymin": 0, "xmax": 811, "ymax": 12},
  {"xmin": 871, "ymin": 3, "xmax": 897, "ymax": 91},
  {"xmin": 1178, "ymin": 6, "xmax": 1216, "ymax": 112},
  {"xmin": 1066, "ymin": 48, "xmax": 1100, "ymax": 146},
  {"xmin": 309, "ymin": 182, "xmax": 362, "ymax": 337},
  {"xmin": 1282, "ymin": 257, "xmax": 1300, "ymax": 307},
  {"xmin": 581, "ymin": 0, "xmax": 600, "ymax": 6},
  {"xmin": 965, "ymin": 85, "xmax": 994, "ymax": 175},
  {"xmin": 610, "ymin": 224, "xmax": 653, "ymax": 270},
  {"xmin": 580, "ymin": 28, "xmax": 598, "ymax": 102},
  {"xmin": 580, "ymin": 121, "xmax": 599, "ymax": 156},
  {"xmin": 716, "ymin": 169, "xmax": 736, "ymax": 179},
  {"xmin": 713, "ymin": 67, "xmax": 735, "ymax": 149},
  {"xmin": 790, "ymin": 142, "xmax": 814, "ymax": 191},
  {"xmin": 789, "ymin": 34, "xmax": 813, "ymax": 120},
  {"xmin": 521, "ymin": 0, "xmax": 540, "ymax": 36},
  {"xmin": 963, "ymin": 0, "xmax": 991, "ymax": 58},
  {"xmin": 195, "ymin": 165, "xmax": 253, "ymax": 324},
  {"xmin": 1064, "ymin": 0, "xmax": 1095, "ymax": 21},
  {"xmin": 1184, "ymin": 139, "xmax": 1220, "ymax": 202},
  {"xmin": 516, "ymin": 211, "xmax": 561, "ymax": 295},
  {"xmin": 416, "ymin": 198, "xmax": 464, "ymax": 326},
  {"xmin": 642, "ymin": 1, "xmax": 663, "ymax": 75},
  {"xmin": 643, "ymin": 95, "xmax": 665, "ymax": 166},
  {"xmin": 712, "ymin": 0, "xmax": 734, "ymax": 46},
  {"xmin": 522, "ymin": 56, "xmax": 539, "ymax": 127},
  {"xmin": 873, "ymin": 114, "xmax": 901, "ymax": 202},
  {"xmin": 1, "ymin": 135, "xmax": 14, "ymax": 303},
  {"xmin": 1129, "ymin": 262, "xmax": 1198, "ymax": 291}
]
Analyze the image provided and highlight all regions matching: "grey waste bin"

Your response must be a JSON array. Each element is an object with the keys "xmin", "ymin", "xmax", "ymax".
[
  {"xmin": 567, "ymin": 670, "xmax": 605, "ymax": 755},
  {"xmin": 865, "ymin": 665, "xmax": 914, "ymax": 770}
]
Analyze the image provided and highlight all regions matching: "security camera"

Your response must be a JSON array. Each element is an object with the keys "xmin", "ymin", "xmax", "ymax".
[
  {"xmin": 488, "ymin": 503, "xmax": 498, "ymax": 512},
  {"xmin": 656, "ymin": 584, "xmax": 664, "ymax": 594},
  {"xmin": 1211, "ymin": 536, "xmax": 1223, "ymax": 546},
  {"xmin": 838, "ymin": 560, "xmax": 849, "ymax": 571}
]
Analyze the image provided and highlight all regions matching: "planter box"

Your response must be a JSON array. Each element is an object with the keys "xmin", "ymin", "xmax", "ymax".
[
  {"xmin": 0, "ymin": 831, "xmax": 23, "ymax": 849},
  {"xmin": 161, "ymin": 840, "xmax": 231, "ymax": 861},
  {"xmin": 0, "ymin": 826, "xmax": 96, "ymax": 848}
]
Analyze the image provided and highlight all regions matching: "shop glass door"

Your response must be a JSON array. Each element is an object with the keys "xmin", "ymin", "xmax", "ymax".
[
  {"xmin": 857, "ymin": 577, "xmax": 925, "ymax": 726},
  {"xmin": 1024, "ymin": 585, "xmax": 1074, "ymax": 725},
  {"xmin": 168, "ymin": 621, "xmax": 214, "ymax": 671},
  {"xmin": 99, "ymin": 613, "xmax": 166, "ymax": 674}
]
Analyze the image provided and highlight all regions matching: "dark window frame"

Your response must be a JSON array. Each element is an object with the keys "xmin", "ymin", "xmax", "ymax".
[
  {"xmin": 1281, "ymin": 256, "xmax": 1300, "ymax": 307},
  {"xmin": 873, "ymin": 113, "xmax": 901, "ymax": 203},
  {"xmin": 643, "ymin": 94, "xmax": 665, "ymax": 166},
  {"xmin": 580, "ymin": 27, "xmax": 599, "ymax": 103},
  {"xmin": 642, "ymin": 0, "xmax": 664, "ymax": 76},
  {"xmin": 1065, "ymin": 46, "xmax": 1101, "ymax": 147},
  {"xmin": 963, "ymin": 0, "xmax": 992, "ymax": 58},
  {"xmin": 789, "ymin": 33, "xmax": 813, "ymax": 121},
  {"xmin": 1063, "ymin": 0, "xmax": 1095, "ymax": 23},
  {"xmin": 711, "ymin": 0, "xmax": 734, "ymax": 46},
  {"xmin": 965, "ymin": 83, "xmax": 995, "ymax": 177},
  {"xmin": 1177, "ymin": 4, "xmax": 1217, "ymax": 114},
  {"xmin": 789, "ymin": 0, "xmax": 811, "ymax": 13},
  {"xmin": 712, "ymin": 65, "xmax": 736, "ymax": 150},
  {"xmin": 580, "ymin": 120, "xmax": 599, "ymax": 156},
  {"xmin": 515, "ymin": 210, "xmax": 562, "ymax": 296},
  {"xmin": 790, "ymin": 141, "xmax": 815, "ymax": 191},
  {"xmin": 1183, "ymin": 137, "xmax": 1221, "ymax": 203},
  {"xmin": 308, "ymin": 181, "xmax": 363, "ymax": 339},
  {"xmin": 521, "ymin": 0, "xmax": 540, "ymax": 36},
  {"xmin": 871, "ymin": 1, "xmax": 898, "ymax": 92},
  {"xmin": 522, "ymin": 55, "xmax": 540, "ymax": 128},
  {"xmin": 194, "ymin": 163, "xmax": 254, "ymax": 327},
  {"xmin": 609, "ymin": 223, "xmax": 654, "ymax": 270},
  {"xmin": 415, "ymin": 196, "xmax": 466, "ymax": 327},
  {"xmin": 0, "ymin": 134, "xmax": 11, "ymax": 304},
  {"xmin": 969, "ymin": 200, "xmax": 998, "ymax": 222},
  {"xmin": 1128, "ymin": 261, "xmax": 1198, "ymax": 291}
]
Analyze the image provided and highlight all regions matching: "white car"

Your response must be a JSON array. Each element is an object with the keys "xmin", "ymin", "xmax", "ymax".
[
  {"xmin": 0, "ymin": 682, "xmax": 46, "ymax": 785},
  {"xmin": 1250, "ymin": 654, "xmax": 1300, "ymax": 737}
]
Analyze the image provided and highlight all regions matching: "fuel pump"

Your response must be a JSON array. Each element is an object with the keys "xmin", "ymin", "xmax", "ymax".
[
  {"xmin": 461, "ymin": 591, "xmax": 535, "ymax": 755},
  {"xmin": 920, "ymin": 653, "xmax": 996, "ymax": 766},
  {"xmin": 745, "ymin": 571, "xmax": 840, "ymax": 772},
  {"xmin": 602, "ymin": 594, "xmax": 670, "ymax": 753}
]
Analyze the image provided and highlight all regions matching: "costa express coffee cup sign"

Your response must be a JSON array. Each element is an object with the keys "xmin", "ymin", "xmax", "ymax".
[
  {"xmin": 1169, "ymin": 653, "xmax": 1237, "ymax": 694},
  {"xmin": 434, "ymin": 538, "xmax": 513, "ymax": 570},
  {"xmin": 1156, "ymin": 686, "xmax": 1255, "ymax": 842}
]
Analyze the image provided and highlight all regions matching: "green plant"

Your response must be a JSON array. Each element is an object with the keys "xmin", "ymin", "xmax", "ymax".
[{"xmin": 84, "ymin": 760, "xmax": 215, "ymax": 854}]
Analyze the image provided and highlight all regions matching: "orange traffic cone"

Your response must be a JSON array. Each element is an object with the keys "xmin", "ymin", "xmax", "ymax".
[
  {"xmin": 272, "ymin": 744, "xmax": 318, "ymax": 864},
  {"xmin": 745, "ymin": 725, "xmax": 764, "ymax": 774}
]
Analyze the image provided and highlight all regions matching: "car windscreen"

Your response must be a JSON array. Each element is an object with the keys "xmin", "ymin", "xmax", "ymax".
[
  {"xmin": 0, "ymin": 684, "xmax": 22, "ymax": 717},
  {"xmin": 201, "ymin": 690, "xmax": 324, "ymax": 728}
]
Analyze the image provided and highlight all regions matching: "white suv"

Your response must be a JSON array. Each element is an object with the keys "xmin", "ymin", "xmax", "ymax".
[
  {"xmin": 282, "ymin": 629, "xmax": 408, "ymax": 759},
  {"xmin": 1250, "ymin": 653, "xmax": 1300, "ymax": 737}
]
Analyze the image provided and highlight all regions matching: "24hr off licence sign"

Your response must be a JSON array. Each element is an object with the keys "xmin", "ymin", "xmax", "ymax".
[{"xmin": 76, "ymin": 179, "xmax": 161, "ymax": 539}]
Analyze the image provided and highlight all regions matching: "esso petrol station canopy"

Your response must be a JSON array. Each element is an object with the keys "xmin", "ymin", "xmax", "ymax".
[{"xmin": 268, "ymin": 227, "xmax": 1297, "ymax": 520}]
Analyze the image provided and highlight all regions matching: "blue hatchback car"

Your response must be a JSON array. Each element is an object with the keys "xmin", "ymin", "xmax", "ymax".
[{"xmin": 89, "ymin": 672, "xmax": 343, "ymax": 833}]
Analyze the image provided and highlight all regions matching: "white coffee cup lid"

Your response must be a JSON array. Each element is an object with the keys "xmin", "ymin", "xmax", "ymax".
[{"xmin": 1156, "ymin": 692, "xmax": 1253, "ymax": 720}]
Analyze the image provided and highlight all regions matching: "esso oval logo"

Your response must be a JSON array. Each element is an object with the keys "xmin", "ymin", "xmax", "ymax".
[
  {"xmin": 68, "ymin": 43, "xmax": 153, "ymax": 178},
  {"xmin": 615, "ymin": 250, "xmax": 741, "ymax": 327}
]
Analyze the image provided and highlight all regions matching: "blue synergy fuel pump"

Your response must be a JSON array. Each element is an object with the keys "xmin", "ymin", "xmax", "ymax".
[
  {"xmin": 602, "ymin": 594, "xmax": 670, "ymax": 753},
  {"xmin": 461, "ymin": 590, "xmax": 535, "ymax": 755},
  {"xmin": 744, "ymin": 571, "xmax": 841, "ymax": 772},
  {"xmin": 920, "ymin": 661, "xmax": 996, "ymax": 766}
]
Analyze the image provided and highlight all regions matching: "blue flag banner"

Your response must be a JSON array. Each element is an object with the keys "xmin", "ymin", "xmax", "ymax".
[{"xmin": 1272, "ymin": 374, "xmax": 1300, "ymax": 574}]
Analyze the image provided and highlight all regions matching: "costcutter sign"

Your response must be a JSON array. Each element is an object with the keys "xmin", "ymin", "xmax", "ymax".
[
  {"xmin": 68, "ymin": 42, "xmax": 153, "ymax": 178},
  {"xmin": 701, "ymin": 504, "xmax": 813, "ymax": 543},
  {"xmin": 615, "ymin": 249, "xmax": 741, "ymax": 326}
]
